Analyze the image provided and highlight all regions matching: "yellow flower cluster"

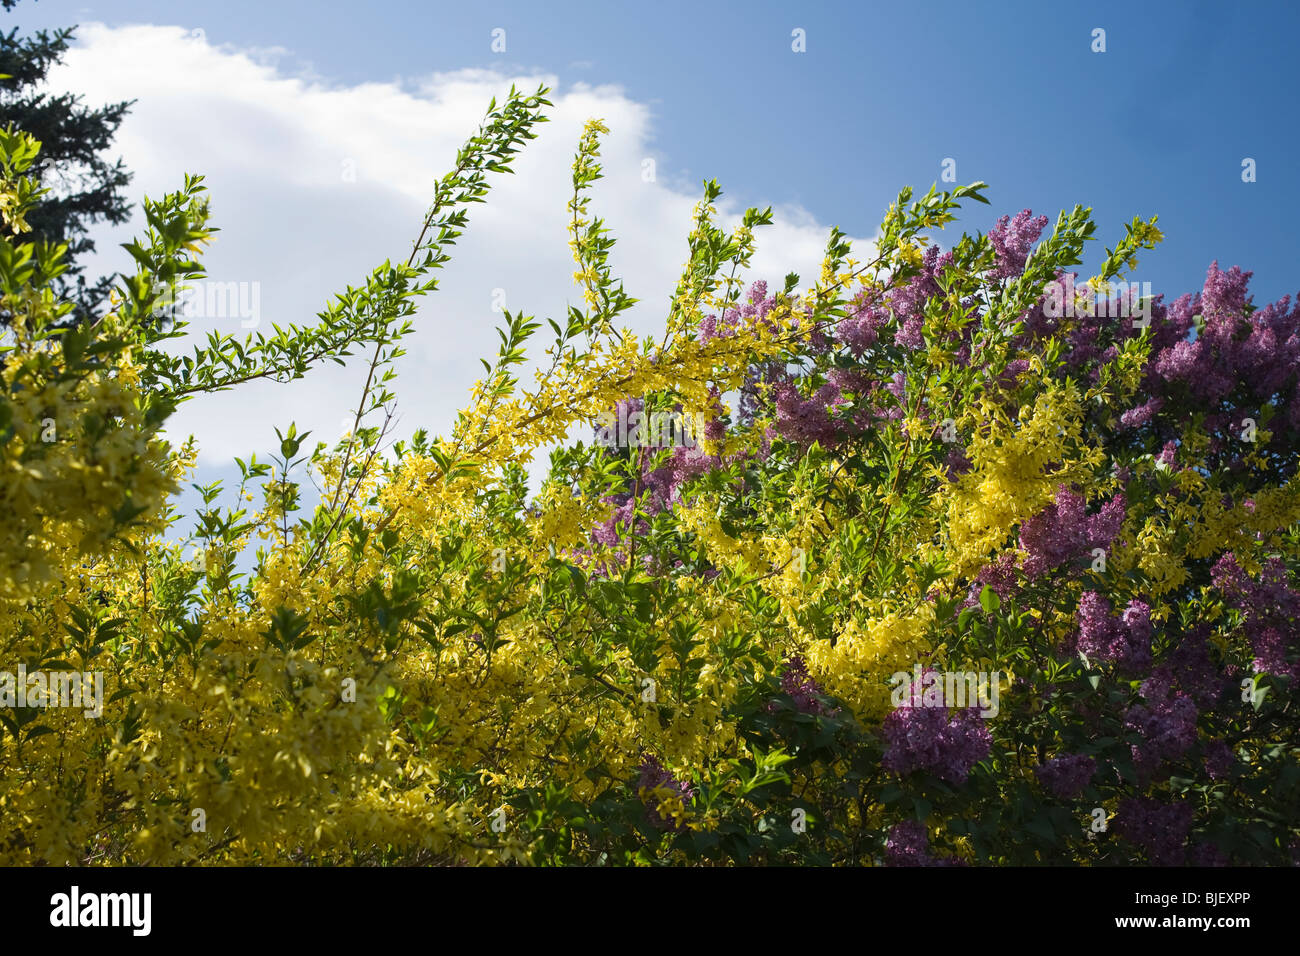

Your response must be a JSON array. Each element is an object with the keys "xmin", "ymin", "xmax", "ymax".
[{"xmin": 934, "ymin": 384, "xmax": 1092, "ymax": 579}]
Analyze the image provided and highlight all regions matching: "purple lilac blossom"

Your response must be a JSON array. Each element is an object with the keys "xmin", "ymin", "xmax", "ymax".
[
  {"xmin": 962, "ymin": 553, "xmax": 1018, "ymax": 610},
  {"xmin": 772, "ymin": 381, "xmax": 850, "ymax": 448},
  {"xmin": 636, "ymin": 754, "xmax": 695, "ymax": 830},
  {"xmin": 770, "ymin": 655, "xmax": 835, "ymax": 716},
  {"xmin": 1124, "ymin": 687, "xmax": 1198, "ymax": 780},
  {"xmin": 1115, "ymin": 797, "xmax": 1193, "ymax": 866},
  {"xmin": 1035, "ymin": 753, "xmax": 1096, "ymax": 799},
  {"xmin": 1019, "ymin": 485, "xmax": 1127, "ymax": 579},
  {"xmin": 1212, "ymin": 552, "xmax": 1300, "ymax": 679},
  {"xmin": 1203, "ymin": 740, "xmax": 1236, "ymax": 781},
  {"xmin": 882, "ymin": 670, "xmax": 992, "ymax": 785},
  {"xmin": 988, "ymin": 210, "xmax": 1049, "ymax": 280},
  {"xmin": 885, "ymin": 820, "xmax": 933, "ymax": 866},
  {"xmin": 1139, "ymin": 625, "xmax": 1228, "ymax": 709},
  {"xmin": 1076, "ymin": 592, "xmax": 1153, "ymax": 673}
]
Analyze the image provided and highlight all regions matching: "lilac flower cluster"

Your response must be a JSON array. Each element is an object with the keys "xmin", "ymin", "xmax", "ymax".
[
  {"xmin": 1148, "ymin": 265, "xmax": 1297, "ymax": 406},
  {"xmin": 988, "ymin": 209, "xmax": 1050, "ymax": 280},
  {"xmin": 1118, "ymin": 395, "xmax": 1164, "ymax": 429},
  {"xmin": 840, "ymin": 288, "xmax": 887, "ymax": 357},
  {"xmin": 839, "ymin": 247, "xmax": 957, "ymax": 357},
  {"xmin": 966, "ymin": 553, "xmax": 1018, "ymax": 606},
  {"xmin": 579, "ymin": 397, "xmax": 768, "ymax": 577},
  {"xmin": 1017, "ymin": 273, "xmax": 1181, "ymax": 379},
  {"xmin": 959, "ymin": 560, "xmax": 1023, "ymax": 615},
  {"xmin": 1012, "ymin": 261, "xmax": 1300, "ymax": 481},
  {"xmin": 891, "ymin": 247, "xmax": 951, "ymax": 327},
  {"xmin": 772, "ymin": 381, "xmax": 851, "ymax": 448},
  {"xmin": 1035, "ymin": 753, "xmax": 1096, "ymax": 799},
  {"xmin": 885, "ymin": 819, "xmax": 933, "ymax": 866},
  {"xmin": 770, "ymin": 655, "xmax": 835, "ymax": 716},
  {"xmin": 1114, "ymin": 797, "xmax": 1194, "ymax": 866},
  {"xmin": 1202, "ymin": 739, "xmax": 1236, "ymax": 781},
  {"xmin": 1124, "ymin": 686, "xmax": 1198, "ymax": 781},
  {"xmin": 884, "ymin": 819, "xmax": 965, "ymax": 867},
  {"xmin": 1075, "ymin": 592, "xmax": 1154, "ymax": 673},
  {"xmin": 702, "ymin": 282, "xmax": 883, "ymax": 451},
  {"xmin": 942, "ymin": 443, "xmax": 972, "ymax": 478},
  {"xmin": 636, "ymin": 754, "xmax": 695, "ymax": 830},
  {"xmin": 1212, "ymin": 552, "xmax": 1300, "ymax": 679},
  {"xmin": 760, "ymin": 247, "xmax": 1002, "ymax": 451},
  {"xmin": 961, "ymin": 487, "xmax": 1125, "ymax": 611},
  {"xmin": 700, "ymin": 279, "xmax": 778, "ymax": 344},
  {"xmin": 1018, "ymin": 485, "xmax": 1127, "ymax": 578},
  {"xmin": 882, "ymin": 671, "xmax": 992, "ymax": 785},
  {"xmin": 1139, "ymin": 625, "xmax": 1229, "ymax": 709},
  {"xmin": 996, "ymin": 358, "xmax": 1031, "ymax": 391},
  {"xmin": 1110, "ymin": 264, "xmax": 1300, "ymax": 473},
  {"xmin": 765, "ymin": 368, "xmax": 895, "ymax": 452}
]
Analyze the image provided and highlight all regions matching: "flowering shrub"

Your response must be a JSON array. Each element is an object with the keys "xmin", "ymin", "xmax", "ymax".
[{"xmin": 1, "ymin": 88, "xmax": 1297, "ymax": 866}]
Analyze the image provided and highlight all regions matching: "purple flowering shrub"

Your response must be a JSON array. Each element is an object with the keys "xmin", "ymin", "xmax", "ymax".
[
  {"xmin": 509, "ymin": 181, "xmax": 1298, "ymax": 866},
  {"xmin": 850, "ymin": 248, "xmax": 1300, "ymax": 865}
]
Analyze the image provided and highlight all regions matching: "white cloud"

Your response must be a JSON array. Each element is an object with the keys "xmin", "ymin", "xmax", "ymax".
[{"xmin": 50, "ymin": 23, "xmax": 872, "ymax": 487}]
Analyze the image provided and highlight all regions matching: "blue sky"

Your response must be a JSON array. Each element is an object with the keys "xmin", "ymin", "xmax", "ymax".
[{"xmin": 28, "ymin": 0, "xmax": 1300, "ymax": 304}]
